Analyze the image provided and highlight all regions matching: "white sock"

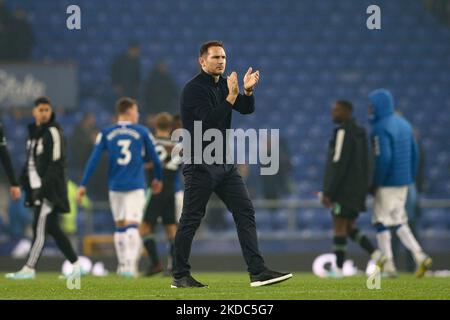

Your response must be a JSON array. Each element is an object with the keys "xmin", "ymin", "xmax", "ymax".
[
  {"xmin": 22, "ymin": 265, "xmax": 35, "ymax": 273},
  {"xmin": 125, "ymin": 226, "xmax": 141, "ymax": 274},
  {"xmin": 376, "ymin": 230, "xmax": 393, "ymax": 260},
  {"xmin": 114, "ymin": 231, "xmax": 126, "ymax": 272},
  {"xmin": 371, "ymin": 249, "xmax": 382, "ymax": 261},
  {"xmin": 396, "ymin": 224, "xmax": 425, "ymax": 263}
]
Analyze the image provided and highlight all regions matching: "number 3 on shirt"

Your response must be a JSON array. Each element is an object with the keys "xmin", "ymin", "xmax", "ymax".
[{"xmin": 117, "ymin": 139, "xmax": 132, "ymax": 165}]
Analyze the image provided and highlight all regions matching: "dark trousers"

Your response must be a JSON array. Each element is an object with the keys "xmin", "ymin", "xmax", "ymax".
[
  {"xmin": 26, "ymin": 199, "xmax": 78, "ymax": 268},
  {"xmin": 173, "ymin": 164, "xmax": 266, "ymax": 278}
]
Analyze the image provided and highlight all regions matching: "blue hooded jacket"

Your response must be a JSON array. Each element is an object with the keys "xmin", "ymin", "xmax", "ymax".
[{"xmin": 368, "ymin": 89, "xmax": 418, "ymax": 187}]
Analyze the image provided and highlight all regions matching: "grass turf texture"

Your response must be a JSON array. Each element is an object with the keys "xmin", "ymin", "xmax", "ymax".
[{"xmin": 1, "ymin": 272, "xmax": 449, "ymax": 300}]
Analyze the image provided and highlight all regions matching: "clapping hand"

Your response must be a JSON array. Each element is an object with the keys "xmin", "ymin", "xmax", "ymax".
[{"xmin": 243, "ymin": 67, "xmax": 260, "ymax": 93}]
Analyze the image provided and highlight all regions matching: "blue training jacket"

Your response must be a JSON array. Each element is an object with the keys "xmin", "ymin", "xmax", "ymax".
[{"xmin": 368, "ymin": 89, "xmax": 418, "ymax": 187}]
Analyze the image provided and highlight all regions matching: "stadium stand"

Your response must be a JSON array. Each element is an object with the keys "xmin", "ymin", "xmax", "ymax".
[{"xmin": 1, "ymin": 0, "xmax": 449, "ymax": 250}]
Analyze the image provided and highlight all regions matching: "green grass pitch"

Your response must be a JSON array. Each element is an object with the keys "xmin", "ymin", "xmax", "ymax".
[{"xmin": 1, "ymin": 272, "xmax": 449, "ymax": 300}]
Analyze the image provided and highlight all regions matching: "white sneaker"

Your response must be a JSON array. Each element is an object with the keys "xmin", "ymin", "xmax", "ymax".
[
  {"xmin": 121, "ymin": 271, "xmax": 138, "ymax": 279},
  {"xmin": 5, "ymin": 266, "xmax": 36, "ymax": 280},
  {"xmin": 325, "ymin": 268, "xmax": 344, "ymax": 279},
  {"xmin": 381, "ymin": 259, "xmax": 398, "ymax": 278},
  {"xmin": 75, "ymin": 263, "xmax": 89, "ymax": 276}
]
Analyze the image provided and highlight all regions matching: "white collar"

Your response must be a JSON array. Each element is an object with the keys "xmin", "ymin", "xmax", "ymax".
[{"xmin": 117, "ymin": 121, "xmax": 132, "ymax": 125}]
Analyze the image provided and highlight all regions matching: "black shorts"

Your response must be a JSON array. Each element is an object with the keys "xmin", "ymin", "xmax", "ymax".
[
  {"xmin": 143, "ymin": 190, "xmax": 176, "ymax": 226},
  {"xmin": 330, "ymin": 205, "xmax": 360, "ymax": 221}
]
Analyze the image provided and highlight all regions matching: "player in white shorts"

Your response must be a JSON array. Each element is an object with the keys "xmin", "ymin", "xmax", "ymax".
[
  {"xmin": 373, "ymin": 186, "xmax": 409, "ymax": 227},
  {"xmin": 77, "ymin": 97, "xmax": 163, "ymax": 278},
  {"xmin": 369, "ymin": 89, "xmax": 431, "ymax": 278}
]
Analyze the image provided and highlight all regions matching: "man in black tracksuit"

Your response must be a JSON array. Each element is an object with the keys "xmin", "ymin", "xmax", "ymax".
[
  {"xmin": 172, "ymin": 41, "xmax": 292, "ymax": 288},
  {"xmin": 0, "ymin": 122, "xmax": 21, "ymax": 200},
  {"xmin": 6, "ymin": 97, "xmax": 80, "ymax": 280},
  {"xmin": 321, "ymin": 100, "xmax": 385, "ymax": 277}
]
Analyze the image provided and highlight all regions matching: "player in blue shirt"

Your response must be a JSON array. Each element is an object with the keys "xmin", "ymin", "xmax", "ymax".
[{"xmin": 77, "ymin": 97, "xmax": 163, "ymax": 278}]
